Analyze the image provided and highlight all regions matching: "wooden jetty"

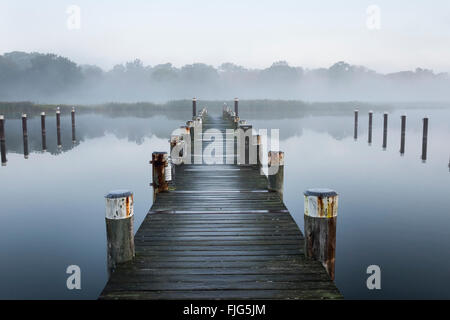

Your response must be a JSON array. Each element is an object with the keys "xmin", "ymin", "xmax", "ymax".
[{"xmin": 100, "ymin": 105, "xmax": 342, "ymax": 300}]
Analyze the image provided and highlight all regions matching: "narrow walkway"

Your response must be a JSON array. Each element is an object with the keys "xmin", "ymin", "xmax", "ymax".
[{"xmin": 99, "ymin": 113, "xmax": 342, "ymax": 299}]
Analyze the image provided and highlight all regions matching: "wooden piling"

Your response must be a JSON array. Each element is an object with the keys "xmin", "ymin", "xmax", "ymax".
[
  {"xmin": 41, "ymin": 112, "xmax": 47, "ymax": 151},
  {"xmin": 234, "ymin": 98, "xmax": 239, "ymax": 116},
  {"xmin": 238, "ymin": 124, "xmax": 253, "ymax": 165},
  {"xmin": 422, "ymin": 117, "xmax": 428, "ymax": 162},
  {"xmin": 192, "ymin": 98, "xmax": 197, "ymax": 118},
  {"xmin": 382, "ymin": 112, "xmax": 388, "ymax": 150},
  {"xmin": 186, "ymin": 120, "xmax": 194, "ymax": 164},
  {"xmin": 22, "ymin": 114, "xmax": 28, "ymax": 159},
  {"xmin": 368, "ymin": 111, "xmax": 373, "ymax": 144},
  {"xmin": 151, "ymin": 152, "xmax": 169, "ymax": 199},
  {"xmin": 400, "ymin": 115, "xmax": 406, "ymax": 155},
  {"xmin": 256, "ymin": 134, "xmax": 262, "ymax": 166},
  {"xmin": 56, "ymin": 107, "xmax": 62, "ymax": 148},
  {"xmin": 304, "ymin": 188, "xmax": 338, "ymax": 280},
  {"xmin": 268, "ymin": 151, "xmax": 284, "ymax": 199},
  {"xmin": 105, "ymin": 190, "xmax": 135, "ymax": 274},
  {"xmin": 0, "ymin": 115, "xmax": 6, "ymax": 166},
  {"xmin": 71, "ymin": 107, "xmax": 76, "ymax": 143},
  {"xmin": 354, "ymin": 109, "xmax": 358, "ymax": 140}
]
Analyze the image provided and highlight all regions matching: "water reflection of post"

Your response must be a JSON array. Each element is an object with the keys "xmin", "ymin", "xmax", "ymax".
[
  {"xmin": 71, "ymin": 107, "xmax": 76, "ymax": 143},
  {"xmin": 368, "ymin": 111, "xmax": 373, "ymax": 145},
  {"xmin": 304, "ymin": 188, "xmax": 338, "ymax": 280},
  {"xmin": 382, "ymin": 112, "xmax": 388, "ymax": 150},
  {"xmin": 56, "ymin": 107, "xmax": 62, "ymax": 149},
  {"xmin": 353, "ymin": 109, "xmax": 358, "ymax": 140},
  {"xmin": 22, "ymin": 114, "xmax": 29, "ymax": 159},
  {"xmin": 400, "ymin": 115, "xmax": 406, "ymax": 155},
  {"xmin": 0, "ymin": 115, "xmax": 6, "ymax": 166},
  {"xmin": 41, "ymin": 112, "xmax": 47, "ymax": 151},
  {"xmin": 421, "ymin": 117, "xmax": 428, "ymax": 162}
]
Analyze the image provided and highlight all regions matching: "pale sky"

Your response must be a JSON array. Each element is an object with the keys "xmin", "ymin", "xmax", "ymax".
[{"xmin": 1, "ymin": 0, "xmax": 450, "ymax": 73}]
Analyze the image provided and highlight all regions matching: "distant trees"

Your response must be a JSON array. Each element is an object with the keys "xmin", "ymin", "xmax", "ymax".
[{"xmin": 0, "ymin": 51, "xmax": 449, "ymax": 103}]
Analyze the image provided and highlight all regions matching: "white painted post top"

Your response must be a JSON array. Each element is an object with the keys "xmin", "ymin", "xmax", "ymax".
[
  {"xmin": 105, "ymin": 190, "xmax": 134, "ymax": 219},
  {"xmin": 304, "ymin": 188, "xmax": 338, "ymax": 218},
  {"xmin": 0, "ymin": 115, "xmax": 4, "ymax": 120},
  {"xmin": 41, "ymin": 112, "xmax": 45, "ymax": 116}
]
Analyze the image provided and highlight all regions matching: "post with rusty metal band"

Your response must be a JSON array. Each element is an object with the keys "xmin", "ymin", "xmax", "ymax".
[
  {"xmin": 268, "ymin": 151, "xmax": 284, "ymax": 199},
  {"xmin": 354, "ymin": 109, "xmax": 358, "ymax": 140},
  {"xmin": 56, "ymin": 107, "xmax": 62, "ymax": 148},
  {"xmin": 304, "ymin": 188, "xmax": 338, "ymax": 280},
  {"xmin": 382, "ymin": 112, "xmax": 388, "ymax": 150},
  {"xmin": 151, "ymin": 152, "xmax": 169, "ymax": 200},
  {"xmin": 0, "ymin": 115, "xmax": 6, "ymax": 166},
  {"xmin": 71, "ymin": 107, "xmax": 76, "ymax": 143},
  {"xmin": 368, "ymin": 111, "xmax": 373, "ymax": 145},
  {"xmin": 234, "ymin": 98, "xmax": 239, "ymax": 116},
  {"xmin": 421, "ymin": 117, "xmax": 428, "ymax": 162},
  {"xmin": 400, "ymin": 115, "xmax": 406, "ymax": 155},
  {"xmin": 192, "ymin": 98, "xmax": 197, "ymax": 118},
  {"xmin": 41, "ymin": 112, "xmax": 47, "ymax": 151},
  {"xmin": 22, "ymin": 114, "xmax": 29, "ymax": 159},
  {"xmin": 105, "ymin": 190, "xmax": 135, "ymax": 275}
]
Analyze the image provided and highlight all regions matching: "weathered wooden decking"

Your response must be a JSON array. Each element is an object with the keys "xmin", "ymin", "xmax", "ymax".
[{"xmin": 100, "ymin": 113, "xmax": 342, "ymax": 299}]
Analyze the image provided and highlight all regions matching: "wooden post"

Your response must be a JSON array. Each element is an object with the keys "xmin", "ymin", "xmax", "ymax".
[
  {"xmin": 151, "ymin": 152, "xmax": 169, "ymax": 200},
  {"xmin": 71, "ymin": 107, "xmax": 76, "ymax": 143},
  {"xmin": 382, "ymin": 112, "xmax": 388, "ymax": 150},
  {"xmin": 234, "ymin": 98, "xmax": 239, "ymax": 116},
  {"xmin": 400, "ymin": 115, "xmax": 406, "ymax": 155},
  {"xmin": 0, "ymin": 115, "xmax": 6, "ymax": 166},
  {"xmin": 268, "ymin": 151, "xmax": 284, "ymax": 199},
  {"xmin": 56, "ymin": 107, "xmax": 62, "ymax": 148},
  {"xmin": 192, "ymin": 98, "xmax": 197, "ymax": 118},
  {"xmin": 22, "ymin": 114, "xmax": 29, "ymax": 159},
  {"xmin": 105, "ymin": 190, "xmax": 135, "ymax": 274},
  {"xmin": 421, "ymin": 117, "xmax": 428, "ymax": 162},
  {"xmin": 304, "ymin": 188, "xmax": 338, "ymax": 280},
  {"xmin": 354, "ymin": 109, "xmax": 358, "ymax": 140},
  {"xmin": 368, "ymin": 111, "xmax": 373, "ymax": 145},
  {"xmin": 41, "ymin": 112, "xmax": 47, "ymax": 151},
  {"xmin": 256, "ymin": 134, "xmax": 261, "ymax": 166},
  {"xmin": 187, "ymin": 120, "xmax": 194, "ymax": 164},
  {"xmin": 238, "ymin": 124, "xmax": 253, "ymax": 165}
]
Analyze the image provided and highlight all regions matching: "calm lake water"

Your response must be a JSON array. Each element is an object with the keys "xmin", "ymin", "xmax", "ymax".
[{"xmin": 0, "ymin": 105, "xmax": 449, "ymax": 299}]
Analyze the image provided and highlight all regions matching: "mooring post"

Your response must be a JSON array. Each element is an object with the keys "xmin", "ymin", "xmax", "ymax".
[
  {"xmin": 368, "ymin": 111, "xmax": 373, "ymax": 145},
  {"xmin": 187, "ymin": 120, "xmax": 194, "ymax": 164},
  {"xmin": 151, "ymin": 152, "xmax": 169, "ymax": 200},
  {"xmin": 422, "ymin": 117, "xmax": 429, "ymax": 162},
  {"xmin": 56, "ymin": 107, "xmax": 62, "ymax": 148},
  {"xmin": 192, "ymin": 98, "xmax": 197, "ymax": 118},
  {"xmin": 234, "ymin": 98, "xmax": 239, "ymax": 116},
  {"xmin": 354, "ymin": 109, "xmax": 358, "ymax": 140},
  {"xmin": 0, "ymin": 115, "xmax": 6, "ymax": 166},
  {"xmin": 22, "ymin": 114, "xmax": 29, "ymax": 159},
  {"xmin": 400, "ymin": 115, "xmax": 406, "ymax": 155},
  {"xmin": 71, "ymin": 107, "xmax": 76, "ymax": 143},
  {"xmin": 105, "ymin": 190, "xmax": 135, "ymax": 274},
  {"xmin": 268, "ymin": 151, "xmax": 284, "ymax": 199},
  {"xmin": 382, "ymin": 112, "xmax": 388, "ymax": 150},
  {"xmin": 237, "ymin": 124, "xmax": 253, "ymax": 165},
  {"xmin": 41, "ymin": 112, "xmax": 47, "ymax": 151},
  {"xmin": 255, "ymin": 134, "xmax": 262, "ymax": 166},
  {"xmin": 304, "ymin": 188, "xmax": 338, "ymax": 280}
]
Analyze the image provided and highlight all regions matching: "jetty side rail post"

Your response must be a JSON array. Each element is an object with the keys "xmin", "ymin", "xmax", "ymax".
[
  {"xmin": 368, "ymin": 111, "xmax": 373, "ymax": 145},
  {"xmin": 237, "ymin": 124, "xmax": 254, "ymax": 165},
  {"xmin": 0, "ymin": 115, "xmax": 6, "ymax": 166},
  {"xmin": 186, "ymin": 120, "xmax": 194, "ymax": 164},
  {"xmin": 105, "ymin": 190, "xmax": 135, "ymax": 274},
  {"xmin": 179, "ymin": 125, "xmax": 191, "ymax": 165},
  {"xmin": 255, "ymin": 134, "xmax": 262, "ymax": 166},
  {"xmin": 22, "ymin": 114, "xmax": 29, "ymax": 159},
  {"xmin": 41, "ymin": 112, "xmax": 47, "ymax": 151},
  {"xmin": 193, "ymin": 116, "xmax": 203, "ymax": 164},
  {"xmin": 382, "ymin": 112, "xmax": 388, "ymax": 150},
  {"xmin": 422, "ymin": 117, "xmax": 429, "ymax": 162},
  {"xmin": 56, "ymin": 107, "xmax": 62, "ymax": 148},
  {"xmin": 150, "ymin": 152, "xmax": 169, "ymax": 200},
  {"xmin": 192, "ymin": 98, "xmax": 197, "ymax": 118},
  {"xmin": 234, "ymin": 98, "xmax": 239, "ymax": 116},
  {"xmin": 71, "ymin": 107, "xmax": 76, "ymax": 143},
  {"xmin": 267, "ymin": 151, "xmax": 285, "ymax": 199},
  {"xmin": 304, "ymin": 188, "xmax": 338, "ymax": 280},
  {"xmin": 400, "ymin": 114, "xmax": 406, "ymax": 155},
  {"xmin": 354, "ymin": 109, "xmax": 358, "ymax": 140}
]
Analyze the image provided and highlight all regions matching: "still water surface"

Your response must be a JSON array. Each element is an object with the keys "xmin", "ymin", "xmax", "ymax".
[{"xmin": 0, "ymin": 106, "xmax": 449, "ymax": 299}]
